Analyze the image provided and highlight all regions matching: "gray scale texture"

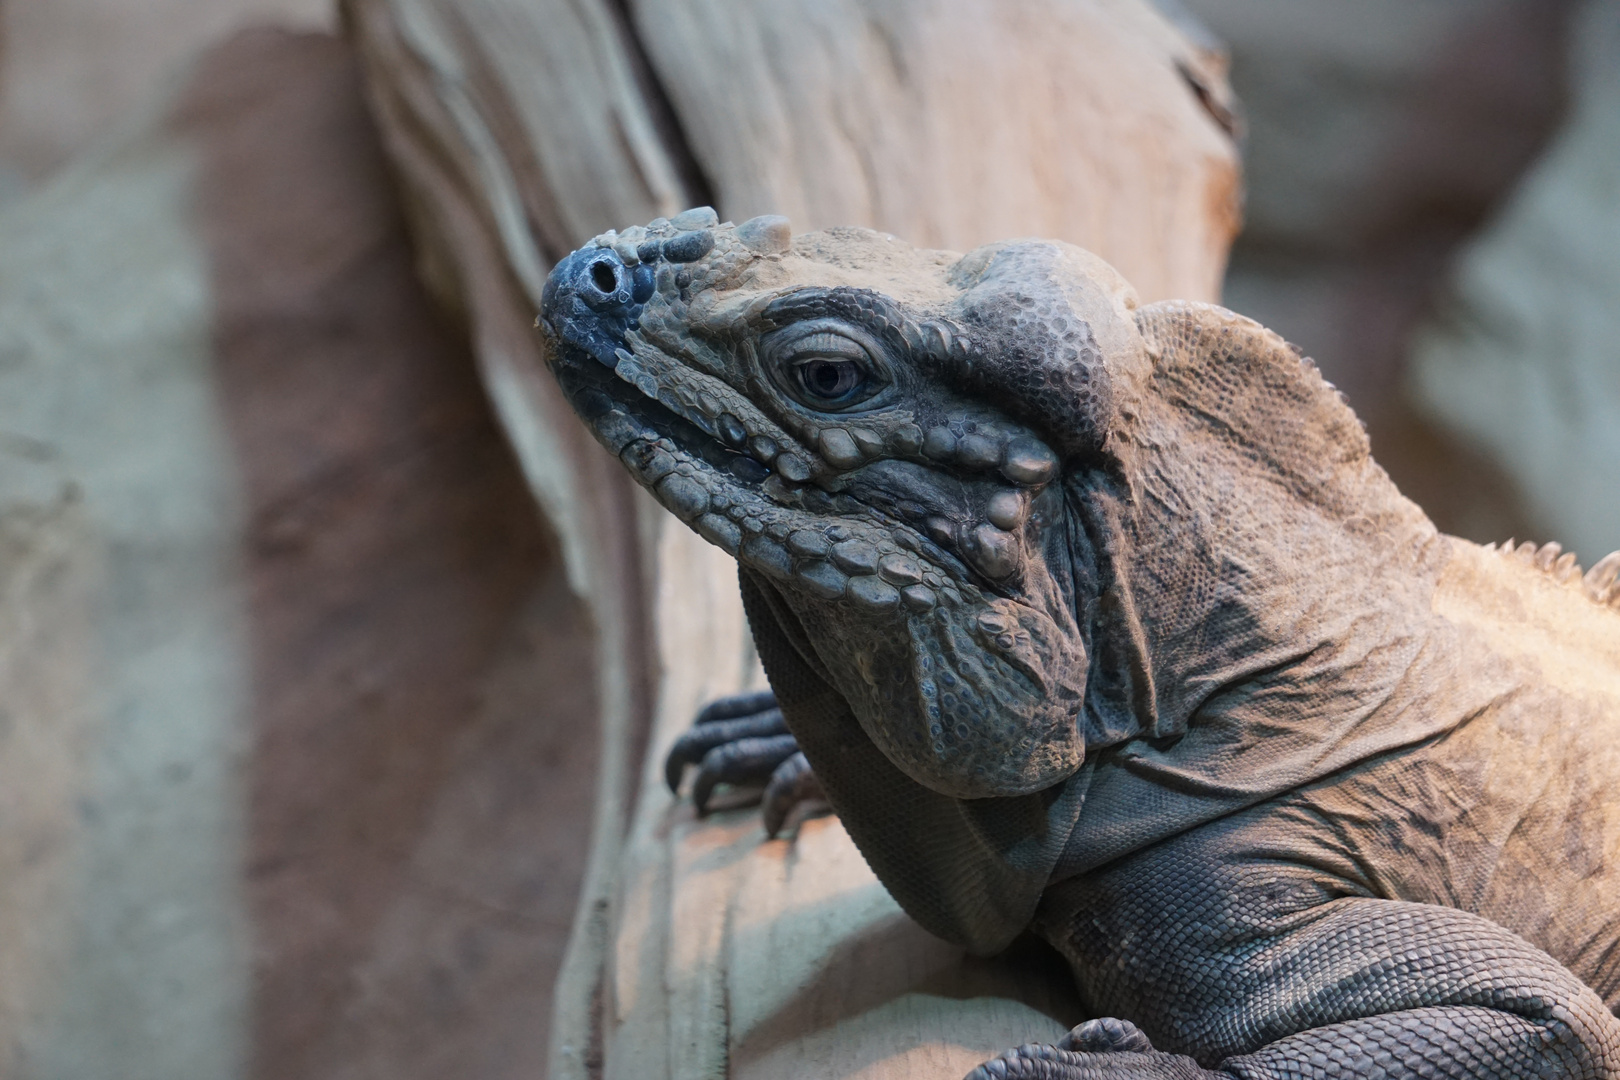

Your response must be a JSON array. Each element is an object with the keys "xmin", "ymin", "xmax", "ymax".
[{"xmin": 539, "ymin": 213, "xmax": 1620, "ymax": 1079}]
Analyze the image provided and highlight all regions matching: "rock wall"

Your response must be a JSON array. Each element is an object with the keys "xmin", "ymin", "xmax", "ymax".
[
  {"xmin": 0, "ymin": 28, "xmax": 598, "ymax": 1080},
  {"xmin": 1405, "ymin": 0, "xmax": 1620, "ymax": 569},
  {"xmin": 1181, "ymin": 0, "xmax": 1581, "ymax": 544}
]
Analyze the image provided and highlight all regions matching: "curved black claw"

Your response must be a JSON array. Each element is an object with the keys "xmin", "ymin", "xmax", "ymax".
[
  {"xmin": 1058, "ymin": 1018, "xmax": 1156, "ymax": 1055},
  {"xmin": 665, "ymin": 697, "xmax": 788, "ymax": 793},
  {"xmin": 692, "ymin": 689, "xmax": 779, "ymax": 725},
  {"xmin": 690, "ymin": 734, "xmax": 800, "ymax": 815},
  {"xmin": 761, "ymin": 751, "xmax": 827, "ymax": 838},
  {"xmin": 666, "ymin": 691, "xmax": 827, "ymax": 834}
]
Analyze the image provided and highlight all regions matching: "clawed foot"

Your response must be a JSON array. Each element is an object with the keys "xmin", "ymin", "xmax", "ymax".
[
  {"xmin": 663, "ymin": 690, "xmax": 828, "ymax": 837},
  {"xmin": 967, "ymin": 1019, "xmax": 1211, "ymax": 1079},
  {"xmin": 1058, "ymin": 1019, "xmax": 1158, "ymax": 1054}
]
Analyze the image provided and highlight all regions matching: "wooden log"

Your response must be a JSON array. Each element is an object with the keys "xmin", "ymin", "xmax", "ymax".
[
  {"xmin": 341, "ymin": 1, "xmax": 1240, "ymax": 1076},
  {"xmin": 633, "ymin": 0, "xmax": 1241, "ymax": 302}
]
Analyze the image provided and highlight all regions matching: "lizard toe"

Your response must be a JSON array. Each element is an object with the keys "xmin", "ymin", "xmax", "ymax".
[
  {"xmin": 691, "ymin": 733, "xmax": 799, "ymax": 815},
  {"xmin": 664, "ymin": 696, "xmax": 787, "ymax": 792},
  {"xmin": 1058, "ymin": 1018, "xmax": 1156, "ymax": 1054},
  {"xmin": 761, "ymin": 751, "xmax": 828, "ymax": 837}
]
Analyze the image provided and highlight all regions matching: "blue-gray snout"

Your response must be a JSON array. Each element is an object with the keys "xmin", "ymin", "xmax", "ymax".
[{"xmin": 539, "ymin": 244, "xmax": 656, "ymax": 371}]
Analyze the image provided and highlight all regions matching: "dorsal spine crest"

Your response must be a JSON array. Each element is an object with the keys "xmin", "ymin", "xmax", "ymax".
[{"xmin": 1487, "ymin": 538, "xmax": 1620, "ymax": 608}]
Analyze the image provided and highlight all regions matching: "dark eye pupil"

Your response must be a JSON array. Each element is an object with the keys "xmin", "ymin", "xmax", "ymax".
[{"xmin": 801, "ymin": 359, "xmax": 862, "ymax": 399}]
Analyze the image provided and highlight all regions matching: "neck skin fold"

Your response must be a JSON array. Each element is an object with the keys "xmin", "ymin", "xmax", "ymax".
[{"xmin": 1050, "ymin": 337, "xmax": 1458, "ymax": 877}]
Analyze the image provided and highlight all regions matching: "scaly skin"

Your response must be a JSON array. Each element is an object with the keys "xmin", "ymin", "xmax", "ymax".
[{"xmin": 538, "ymin": 208, "xmax": 1620, "ymax": 1079}]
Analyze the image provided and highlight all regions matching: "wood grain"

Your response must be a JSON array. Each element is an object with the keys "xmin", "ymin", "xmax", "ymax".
[{"xmin": 634, "ymin": 0, "xmax": 1240, "ymax": 302}]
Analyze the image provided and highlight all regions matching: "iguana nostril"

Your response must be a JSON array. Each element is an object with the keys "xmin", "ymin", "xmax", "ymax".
[{"xmin": 590, "ymin": 259, "xmax": 618, "ymax": 293}]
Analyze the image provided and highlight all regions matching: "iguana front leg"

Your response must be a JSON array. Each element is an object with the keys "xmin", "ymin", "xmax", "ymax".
[
  {"xmin": 663, "ymin": 690, "xmax": 826, "ymax": 835},
  {"xmin": 989, "ymin": 824, "xmax": 1620, "ymax": 1080}
]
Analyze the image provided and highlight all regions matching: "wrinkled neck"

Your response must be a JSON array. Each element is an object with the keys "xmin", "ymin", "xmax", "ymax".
[{"xmin": 1067, "ymin": 381, "xmax": 1443, "ymax": 755}]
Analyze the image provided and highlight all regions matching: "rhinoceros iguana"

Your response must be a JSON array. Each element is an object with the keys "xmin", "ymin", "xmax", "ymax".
[{"xmin": 538, "ymin": 207, "xmax": 1620, "ymax": 1079}]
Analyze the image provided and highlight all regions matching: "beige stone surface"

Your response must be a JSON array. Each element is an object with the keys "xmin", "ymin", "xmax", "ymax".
[
  {"xmin": 0, "ymin": 0, "xmax": 334, "ymax": 188},
  {"xmin": 0, "ymin": 103, "xmax": 254, "ymax": 1080},
  {"xmin": 0, "ymin": 496, "xmax": 99, "ymax": 1079},
  {"xmin": 0, "ymin": 26, "xmax": 602, "ymax": 1080},
  {"xmin": 1180, "ymin": 0, "xmax": 1546, "ymax": 254}
]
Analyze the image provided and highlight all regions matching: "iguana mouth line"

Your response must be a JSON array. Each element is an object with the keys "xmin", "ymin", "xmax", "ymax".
[
  {"xmin": 539, "ymin": 230, "xmax": 1048, "ymax": 601},
  {"xmin": 553, "ymin": 337, "xmax": 981, "ymax": 609},
  {"xmin": 554, "ymin": 341, "xmax": 771, "ymax": 488}
]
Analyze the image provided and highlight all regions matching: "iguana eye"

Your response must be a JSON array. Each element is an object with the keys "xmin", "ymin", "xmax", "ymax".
[
  {"xmin": 794, "ymin": 357, "xmax": 867, "ymax": 403},
  {"xmin": 765, "ymin": 322, "xmax": 889, "ymax": 411}
]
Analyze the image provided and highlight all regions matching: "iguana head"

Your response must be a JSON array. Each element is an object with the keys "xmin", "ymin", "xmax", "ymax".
[{"xmin": 540, "ymin": 209, "xmax": 1148, "ymax": 800}]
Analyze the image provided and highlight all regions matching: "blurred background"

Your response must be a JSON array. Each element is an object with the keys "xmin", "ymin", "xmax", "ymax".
[{"xmin": 0, "ymin": 0, "xmax": 1613, "ymax": 1077}]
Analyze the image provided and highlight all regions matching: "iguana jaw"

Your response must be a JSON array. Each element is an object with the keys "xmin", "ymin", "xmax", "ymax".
[{"xmin": 541, "ymin": 215, "xmax": 1107, "ymax": 799}]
